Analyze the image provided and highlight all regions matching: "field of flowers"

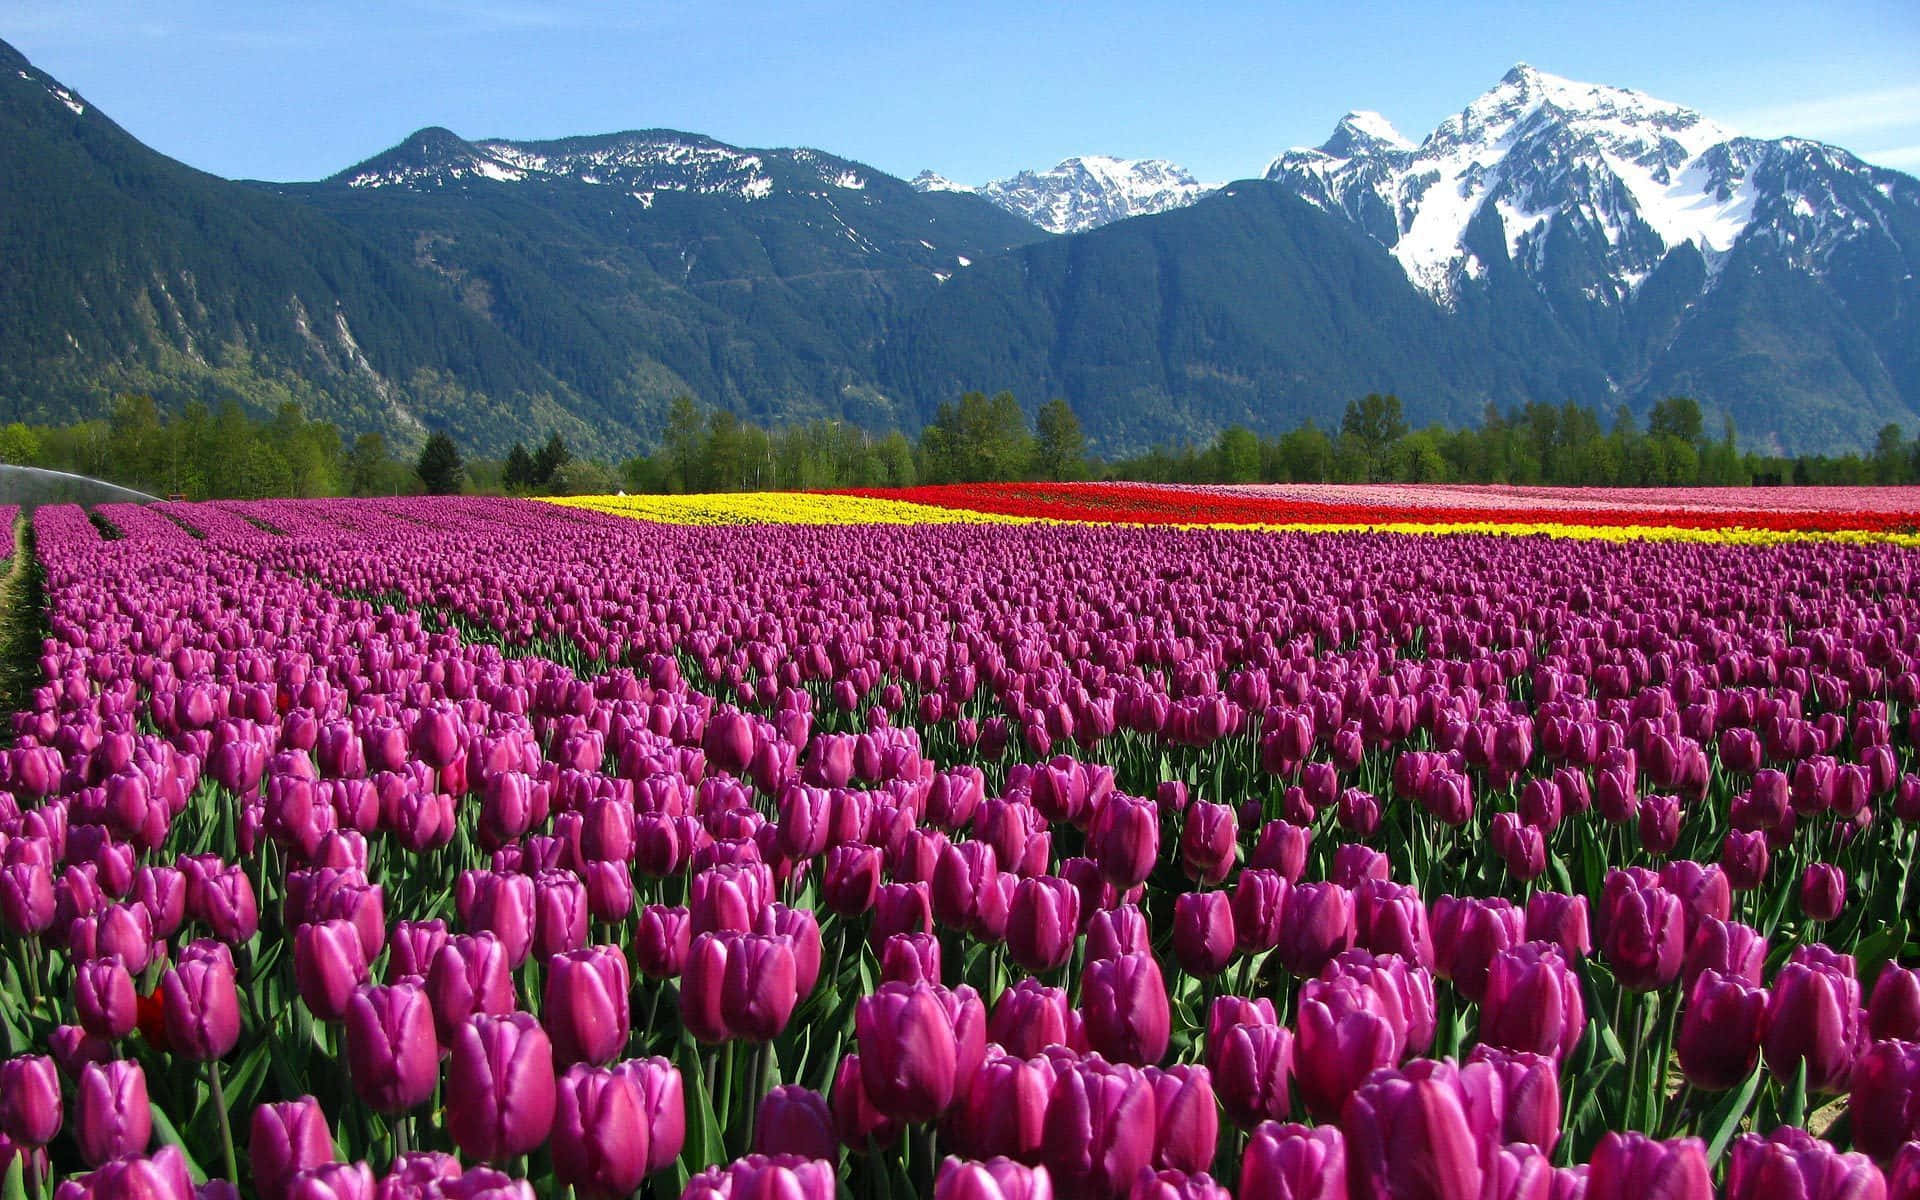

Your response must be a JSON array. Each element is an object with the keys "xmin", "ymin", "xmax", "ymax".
[{"xmin": 2, "ymin": 486, "xmax": 1919, "ymax": 1200}]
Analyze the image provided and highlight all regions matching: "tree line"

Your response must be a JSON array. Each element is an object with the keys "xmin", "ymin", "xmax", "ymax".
[{"xmin": 4, "ymin": 391, "xmax": 1920, "ymax": 501}]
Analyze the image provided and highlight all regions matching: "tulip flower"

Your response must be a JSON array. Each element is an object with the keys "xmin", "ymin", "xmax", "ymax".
[
  {"xmin": 161, "ymin": 939, "xmax": 243, "ymax": 1061},
  {"xmin": 1232, "ymin": 869, "xmax": 1289, "ymax": 954},
  {"xmin": 75, "ymin": 1059, "xmax": 152, "ymax": 1167},
  {"xmin": 1275, "ymin": 882, "xmax": 1356, "ymax": 979},
  {"xmin": 1480, "ymin": 942, "xmax": 1585, "ymax": 1063},
  {"xmin": 1720, "ymin": 830, "xmax": 1770, "ymax": 891},
  {"xmin": 870, "ymin": 881, "xmax": 934, "ymax": 949},
  {"xmin": 1801, "ymin": 863, "xmax": 1848, "ymax": 922},
  {"xmin": 1212, "ymin": 1021, "xmax": 1293, "ymax": 1129},
  {"xmin": 822, "ymin": 843, "xmax": 883, "ymax": 916},
  {"xmin": 250, "ymin": 1098, "xmax": 336, "ymax": 1200},
  {"xmin": 446, "ymin": 1013, "xmax": 558, "ymax": 1163},
  {"xmin": 1890, "ymin": 1144, "xmax": 1920, "ymax": 1200},
  {"xmin": 1082, "ymin": 952, "xmax": 1172, "ymax": 1066},
  {"xmin": 424, "ymin": 933, "xmax": 515, "ymax": 1044},
  {"xmin": 1432, "ymin": 894, "xmax": 1525, "ymax": 1002},
  {"xmin": 1344, "ymin": 1060, "xmax": 1493, "ymax": 1200},
  {"xmin": 933, "ymin": 1157, "xmax": 1055, "ymax": 1200},
  {"xmin": 989, "ymin": 979, "xmax": 1082, "ymax": 1058},
  {"xmin": 1467, "ymin": 1045, "xmax": 1561, "ymax": 1153},
  {"xmin": 1849, "ymin": 1038, "xmax": 1920, "ymax": 1162},
  {"xmin": 754, "ymin": 1085, "xmax": 837, "ymax": 1161},
  {"xmin": 75, "ymin": 957, "xmax": 139, "ymax": 1040},
  {"xmin": 0, "ymin": 1056, "xmax": 61, "ymax": 1148},
  {"xmin": 1249, "ymin": 821, "xmax": 1311, "ymax": 881},
  {"xmin": 1597, "ymin": 871, "xmax": 1685, "ymax": 993},
  {"xmin": 1144, "ymin": 1064, "xmax": 1217, "ymax": 1174},
  {"xmin": 1868, "ymin": 964, "xmax": 1920, "ymax": 1042},
  {"xmin": 954, "ymin": 1052, "xmax": 1057, "ymax": 1161},
  {"xmin": 1583, "ymin": 1133, "xmax": 1710, "ymax": 1200},
  {"xmin": 344, "ymin": 983, "xmax": 438, "ymax": 1114},
  {"xmin": 1089, "ymin": 794, "xmax": 1159, "ymax": 888},
  {"xmin": 295, "ymin": 918, "xmax": 371, "ymax": 1022},
  {"xmin": 1356, "ymin": 880, "xmax": 1434, "ymax": 967},
  {"xmin": 544, "ymin": 945, "xmax": 631, "ymax": 1066},
  {"xmin": 1724, "ymin": 1127, "xmax": 1885, "ymax": 1200},
  {"xmin": 1681, "ymin": 918, "xmax": 1766, "ymax": 988},
  {"xmin": 856, "ymin": 982, "xmax": 972, "ymax": 1123},
  {"xmin": 683, "ymin": 1156, "xmax": 837, "ymax": 1200},
  {"xmin": 1040, "ymin": 1060, "xmax": 1158, "ymax": 1199},
  {"xmin": 1763, "ymin": 952, "xmax": 1862, "ymax": 1093},
  {"xmin": 1172, "ymin": 891, "xmax": 1236, "ymax": 978},
  {"xmin": 1676, "ymin": 969, "xmax": 1767, "ymax": 1090},
  {"xmin": 1240, "ymin": 1122, "xmax": 1345, "ymax": 1200},
  {"xmin": 551, "ymin": 1064, "xmax": 650, "ymax": 1199},
  {"xmin": 606, "ymin": 1056, "xmax": 686, "ymax": 1174},
  {"xmin": 1179, "ymin": 801, "xmax": 1238, "ymax": 885},
  {"xmin": 1294, "ymin": 975, "xmax": 1403, "ymax": 1122},
  {"xmin": 1086, "ymin": 904, "xmax": 1153, "ymax": 963},
  {"xmin": 1007, "ymin": 876, "xmax": 1081, "ymax": 974},
  {"xmin": 683, "ymin": 930, "xmax": 800, "ymax": 1043}
]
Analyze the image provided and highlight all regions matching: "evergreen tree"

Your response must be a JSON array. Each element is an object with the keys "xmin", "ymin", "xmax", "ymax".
[
  {"xmin": 1341, "ymin": 393, "xmax": 1407, "ymax": 482},
  {"xmin": 503, "ymin": 442, "xmax": 535, "ymax": 489},
  {"xmin": 533, "ymin": 432, "xmax": 571, "ymax": 484},
  {"xmin": 1033, "ymin": 398, "xmax": 1089, "ymax": 481},
  {"xmin": 348, "ymin": 433, "xmax": 394, "ymax": 496},
  {"xmin": 416, "ymin": 432, "xmax": 464, "ymax": 495}
]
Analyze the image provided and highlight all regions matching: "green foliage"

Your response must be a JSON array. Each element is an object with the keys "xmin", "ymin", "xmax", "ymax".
[
  {"xmin": 1032, "ymin": 398, "xmax": 1089, "ymax": 482},
  {"xmin": 918, "ymin": 392, "xmax": 1035, "ymax": 484},
  {"xmin": 503, "ymin": 443, "xmax": 536, "ymax": 489},
  {"xmin": 1342, "ymin": 393, "xmax": 1408, "ymax": 481},
  {"xmin": 415, "ymin": 432, "xmax": 464, "ymax": 495}
]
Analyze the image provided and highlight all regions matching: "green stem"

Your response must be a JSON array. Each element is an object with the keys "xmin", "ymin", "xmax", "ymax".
[{"xmin": 207, "ymin": 1059, "xmax": 239, "ymax": 1185}]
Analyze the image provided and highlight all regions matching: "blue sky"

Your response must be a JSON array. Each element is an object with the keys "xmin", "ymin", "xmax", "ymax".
[{"xmin": 5, "ymin": 0, "xmax": 1917, "ymax": 184}]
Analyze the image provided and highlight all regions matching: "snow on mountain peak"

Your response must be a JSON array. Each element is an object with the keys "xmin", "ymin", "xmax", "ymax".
[
  {"xmin": 972, "ymin": 155, "xmax": 1220, "ymax": 233},
  {"xmin": 1266, "ymin": 65, "xmax": 1759, "ymax": 302},
  {"xmin": 910, "ymin": 170, "xmax": 974, "ymax": 194},
  {"xmin": 1321, "ymin": 111, "xmax": 1413, "ymax": 157}
]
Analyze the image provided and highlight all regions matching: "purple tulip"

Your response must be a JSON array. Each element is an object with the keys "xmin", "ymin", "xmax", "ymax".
[
  {"xmin": 1213, "ymin": 1020, "xmax": 1293, "ymax": 1129},
  {"xmin": 1179, "ymin": 802, "xmax": 1238, "ymax": 885},
  {"xmin": 1086, "ymin": 904, "xmax": 1153, "ymax": 963},
  {"xmin": 1432, "ymin": 894, "xmax": 1524, "ymax": 1002},
  {"xmin": 75, "ymin": 957, "xmax": 138, "ymax": 1040},
  {"xmin": 1676, "ymin": 969, "xmax": 1767, "ymax": 1090},
  {"xmin": 424, "ymin": 933, "xmax": 515, "ymax": 1044},
  {"xmin": 160, "ymin": 939, "xmax": 243, "ymax": 1061},
  {"xmin": 1040, "ymin": 1059, "xmax": 1157, "ymax": 1199},
  {"xmin": 1849, "ymin": 1038, "xmax": 1920, "ymax": 1162},
  {"xmin": 1467, "ymin": 1045, "xmax": 1561, "ymax": 1153},
  {"xmin": 1232, "ymin": 870, "xmax": 1290, "ymax": 954},
  {"xmin": 1480, "ymin": 942, "xmax": 1585, "ymax": 1063},
  {"xmin": 1356, "ymin": 880, "xmax": 1434, "ymax": 968},
  {"xmin": 988, "ymin": 979, "xmax": 1082, "ymax": 1058},
  {"xmin": 345, "ymin": 983, "xmax": 439, "ymax": 1113},
  {"xmin": 1241, "ymin": 1122, "xmax": 1345, "ymax": 1200},
  {"xmin": 551, "ymin": 1064, "xmax": 649, "ymax": 1199},
  {"xmin": 1868, "ymin": 965, "xmax": 1920, "ymax": 1042},
  {"xmin": 295, "ymin": 918, "xmax": 371, "ymax": 1022},
  {"xmin": 1724, "ymin": 1127, "xmax": 1886, "ymax": 1200},
  {"xmin": 1583, "ymin": 1134, "xmax": 1710, "ymax": 1200},
  {"xmin": 856, "ymin": 982, "xmax": 977, "ymax": 1123},
  {"xmin": 1344, "ymin": 1059, "xmax": 1494, "ymax": 1200},
  {"xmin": 1763, "ymin": 950, "xmax": 1862, "ymax": 1093},
  {"xmin": 1681, "ymin": 918, "xmax": 1766, "ymax": 989},
  {"xmin": 1082, "ymin": 952, "xmax": 1172, "ymax": 1066},
  {"xmin": 75, "ymin": 1059, "xmax": 151, "ymax": 1167},
  {"xmin": 0, "ymin": 1056, "xmax": 61, "ymax": 1147},
  {"xmin": 1294, "ymin": 974, "xmax": 1403, "ymax": 1122},
  {"xmin": 1275, "ymin": 882, "xmax": 1356, "ymax": 979},
  {"xmin": 1172, "ymin": 891, "xmax": 1236, "ymax": 978},
  {"xmin": 683, "ymin": 1155, "xmax": 836, "ymax": 1200},
  {"xmin": 754, "ymin": 1085, "xmax": 837, "ymax": 1161},
  {"xmin": 953, "ymin": 1052, "xmax": 1056, "ymax": 1162},
  {"xmin": 1144, "ymin": 1064, "xmax": 1217, "ymax": 1174},
  {"xmin": 446, "ymin": 1013, "xmax": 558, "ymax": 1163},
  {"xmin": 1801, "ymin": 864, "xmax": 1848, "ymax": 922},
  {"xmin": 544, "ymin": 945, "xmax": 631, "ymax": 1066},
  {"xmin": 1007, "ymin": 876, "xmax": 1081, "ymax": 974},
  {"xmin": 1597, "ymin": 871, "xmax": 1685, "ymax": 993},
  {"xmin": 933, "ymin": 1157, "xmax": 1055, "ymax": 1200},
  {"xmin": 1089, "ymin": 795, "xmax": 1159, "ymax": 889},
  {"xmin": 250, "ymin": 1098, "xmax": 336, "ymax": 1200}
]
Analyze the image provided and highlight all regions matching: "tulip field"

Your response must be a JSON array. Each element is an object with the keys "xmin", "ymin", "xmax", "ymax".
[{"xmin": 3, "ymin": 484, "xmax": 1920, "ymax": 1200}]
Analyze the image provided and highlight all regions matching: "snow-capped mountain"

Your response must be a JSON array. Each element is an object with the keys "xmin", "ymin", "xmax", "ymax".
[
  {"xmin": 335, "ymin": 126, "xmax": 881, "ymax": 203},
  {"xmin": 913, "ymin": 155, "xmax": 1220, "ymax": 234},
  {"xmin": 1265, "ymin": 64, "xmax": 1919, "ymax": 309}
]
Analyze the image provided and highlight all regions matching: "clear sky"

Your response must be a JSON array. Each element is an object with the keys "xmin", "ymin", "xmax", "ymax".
[{"xmin": 5, "ymin": 0, "xmax": 1917, "ymax": 185}]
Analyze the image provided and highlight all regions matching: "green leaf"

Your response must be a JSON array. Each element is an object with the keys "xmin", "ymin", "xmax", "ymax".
[
  {"xmin": 1783, "ymin": 1057, "xmax": 1808, "ymax": 1131},
  {"xmin": 149, "ymin": 1100, "xmax": 211, "ymax": 1185},
  {"xmin": 1700, "ymin": 1067, "xmax": 1760, "ymax": 1166},
  {"xmin": 2, "ymin": 1153, "xmax": 25, "ymax": 1200},
  {"xmin": 676, "ymin": 1041, "xmax": 727, "ymax": 1174},
  {"xmin": 1854, "ymin": 921, "xmax": 1907, "ymax": 991}
]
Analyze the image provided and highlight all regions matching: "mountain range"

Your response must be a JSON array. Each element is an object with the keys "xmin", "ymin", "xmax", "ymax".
[{"xmin": 2, "ymin": 37, "xmax": 1914, "ymax": 456}]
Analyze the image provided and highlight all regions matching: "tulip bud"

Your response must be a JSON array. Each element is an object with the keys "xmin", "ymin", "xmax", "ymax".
[
  {"xmin": 1467, "ymin": 1045, "xmax": 1561, "ymax": 1153},
  {"xmin": 1082, "ymin": 952, "xmax": 1171, "ymax": 1066},
  {"xmin": 1432, "ymin": 894, "xmax": 1525, "ymax": 1002},
  {"xmin": 1583, "ymin": 1133, "xmax": 1710, "ymax": 1200},
  {"xmin": 831, "ymin": 1053, "xmax": 901, "ymax": 1150},
  {"xmin": 75, "ymin": 957, "xmax": 139, "ymax": 1040},
  {"xmin": 988, "ymin": 979, "xmax": 1081, "ymax": 1058},
  {"xmin": 1480, "ymin": 942, "xmax": 1585, "ymax": 1063},
  {"xmin": 1085, "ymin": 904, "xmax": 1152, "ymax": 963},
  {"xmin": 1040, "ymin": 1060, "xmax": 1157, "ymax": 1198},
  {"xmin": 295, "ymin": 918, "xmax": 370, "ymax": 1022},
  {"xmin": 1212, "ymin": 1022, "xmax": 1293, "ymax": 1129},
  {"xmin": 551, "ymin": 1064, "xmax": 649, "ymax": 1200},
  {"xmin": 1294, "ymin": 975, "xmax": 1403, "ymax": 1122},
  {"xmin": 161, "ymin": 939, "xmax": 242, "ymax": 1061},
  {"xmin": 1275, "ymin": 882, "xmax": 1355, "ymax": 979},
  {"xmin": 1524, "ymin": 892, "xmax": 1590, "ymax": 960},
  {"xmin": 250, "ymin": 1098, "xmax": 336, "ymax": 1200},
  {"xmin": 345, "ymin": 983, "xmax": 438, "ymax": 1113},
  {"xmin": 754, "ymin": 1085, "xmax": 836, "ymax": 1162},
  {"xmin": 880, "ymin": 933, "xmax": 943, "ymax": 986},
  {"xmin": 0, "ymin": 1056, "xmax": 61, "ymax": 1147},
  {"xmin": 75, "ymin": 1059, "xmax": 151, "ymax": 1167},
  {"xmin": 446, "ymin": 1013, "xmax": 558, "ymax": 1163},
  {"xmin": 1846, "ymin": 1036, "xmax": 1920, "ymax": 1161},
  {"xmin": 1145, "ymin": 1064, "xmax": 1218, "ymax": 1175},
  {"xmin": 1089, "ymin": 795, "xmax": 1158, "ymax": 889},
  {"xmin": 1345, "ymin": 1060, "xmax": 1492, "ymax": 1200},
  {"xmin": 1179, "ymin": 802, "xmax": 1237, "ymax": 885},
  {"xmin": 684, "ymin": 1156, "xmax": 836, "ymax": 1200},
  {"xmin": 1868, "ymin": 964, "xmax": 1920, "ymax": 1042},
  {"xmin": 1724, "ymin": 1126, "xmax": 1883, "ymax": 1200},
  {"xmin": 1355, "ymin": 880, "xmax": 1433, "ymax": 967},
  {"xmin": 1597, "ymin": 871, "xmax": 1685, "ymax": 993},
  {"xmin": 1800, "ymin": 863, "xmax": 1847, "ymax": 922},
  {"xmin": 1007, "ymin": 876, "xmax": 1080, "ymax": 974},
  {"xmin": 1172, "ymin": 891, "xmax": 1236, "ymax": 978},
  {"xmin": 933, "ymin": 1157, "xmax": 1055, "ymax": 1200},
  {"xmin": 856, "ymin": 982, "xmax": 971, "ymax": 1123},
  {"xmin": 1241, "ymin": 1122, "xmax": 1345, "ymax": 1200},
  {"xmin": 1763, "ymin": 952, "xmax": 1862, "ymax": 1094}
]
